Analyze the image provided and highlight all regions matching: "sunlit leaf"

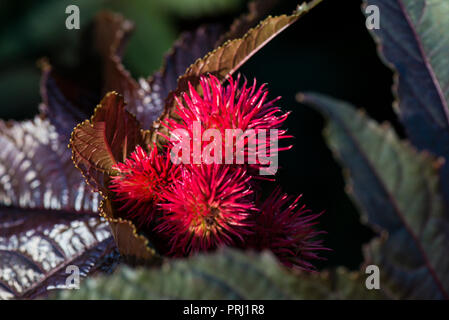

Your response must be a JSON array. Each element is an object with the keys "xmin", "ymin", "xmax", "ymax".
[
  {"xmin": 0, "ymin": 117, "xmax": 119, "ymax": 300},
  {"xmin": 0, "ymin": 117, "xmax": 99, "ymax": 212},
  {"xmin": 0, "ymin": 206, "xmax": 118, "ymax": 300}
]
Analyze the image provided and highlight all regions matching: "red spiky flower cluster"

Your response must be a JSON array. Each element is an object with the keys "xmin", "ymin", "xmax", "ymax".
[
  {"xmin": 157, "ymin": 164, "xmax": 256, "ymax": 256},
  {"xmin": 110, "ymin": 145, "xmax": 180, "ymax": 226},
  {"xmin": 109, "ymin": 74, "xmax": 327, "ymax": 270},
  {"xmin": 164, "ymin": 75, "xmax": 292, "ymax": 170}
]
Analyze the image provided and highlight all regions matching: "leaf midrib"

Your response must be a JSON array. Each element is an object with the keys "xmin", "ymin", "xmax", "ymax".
[
  {"xmin": 321, "ymin": 98, "xmax": 449, "ymax": 299},
  {"xmin": 396, "ymin": 0, "xmax": 449, "ymax": 127}
]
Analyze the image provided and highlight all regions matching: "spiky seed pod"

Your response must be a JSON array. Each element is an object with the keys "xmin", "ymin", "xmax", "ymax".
[
  {"xmin": 157, "ymin": 164, "xmax": 256, "ymax": 256},
  {"xmin": 164, "ymin": 74, "xmax": 291, "ymax": 169},
  {"xmin": 110, "ymin": 145, "xmax": 181, "ymax": 226},
  {"xmin": 249, "ymin": 188, "xmax": 328, "ymax": 271}
]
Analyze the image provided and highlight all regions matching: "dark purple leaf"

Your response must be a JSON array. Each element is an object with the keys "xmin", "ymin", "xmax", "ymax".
[
  {"xmin": 0, "ymin": 117, "xmax": 99, "ymax": 213},
  {"xmin": 40, "ymin": 11, "xmax": 224, "ymax": 136},
  {"xmin": 39, "ymin": 61, "xmax": 100, "ymax": 142}
]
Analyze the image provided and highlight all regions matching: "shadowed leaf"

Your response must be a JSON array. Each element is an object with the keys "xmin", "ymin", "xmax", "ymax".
[
  {"xmin": 54, "ymin": 248, "xmax": 384, "ymax": 300},
  {"xmin": 94, "ymin": 12, "xmax": 147, "ymax": 125},
  {"xmin": 301, "ymin": 93, "xmax": 449, "ymax": 299},
  {"xmin": 149, "ymin": 24, "xmax": 224, "ymax": 114},
  {"xmin": 364, "ymin": 0, "xmax": 449, "ymax": 202}
]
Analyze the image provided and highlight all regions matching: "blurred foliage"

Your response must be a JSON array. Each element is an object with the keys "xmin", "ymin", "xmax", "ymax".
[
  {"xmin": 154, "ymin": 0, "xmax": 242, "ymax": 17},
  {"xmin": 55, "ymin": 249, "xmax": 385, "ymax": 300}
]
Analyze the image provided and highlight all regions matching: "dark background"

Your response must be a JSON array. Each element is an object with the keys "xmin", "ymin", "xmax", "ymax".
[{"xmin": 0, "ymin": 0, "xmax": 398, "ymax": 270}]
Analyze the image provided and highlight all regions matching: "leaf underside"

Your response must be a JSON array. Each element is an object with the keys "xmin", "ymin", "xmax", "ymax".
[{"xmin": 0, "ymin": 117, "xmax": 99, "ymax": 213}]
